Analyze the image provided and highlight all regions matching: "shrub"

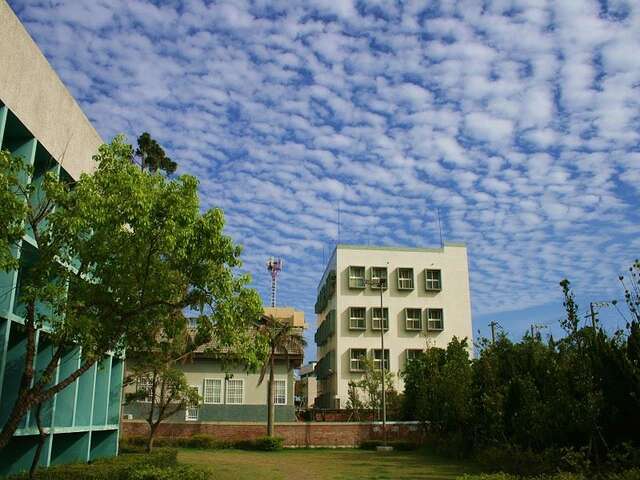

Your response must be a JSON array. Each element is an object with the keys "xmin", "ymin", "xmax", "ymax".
[
  {"xmin": 474, "ymin": 445, "xmax": 561, "ymax": 476},
  {"xmin": 8, "ymin": 449, "xmax": 179, "ymax": 479},
  {"xmin": 235, "ymin": 436, "xmax": 284, "ymax": 451},
  {"xmin": 127, "ymin": 465, "xmax": 208, "ymax": 480}
]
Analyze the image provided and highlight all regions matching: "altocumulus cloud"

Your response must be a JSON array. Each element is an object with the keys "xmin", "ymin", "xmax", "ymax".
[{"xmin": 9, "ymin": 0, "xmax": 640, "ymax": 355}]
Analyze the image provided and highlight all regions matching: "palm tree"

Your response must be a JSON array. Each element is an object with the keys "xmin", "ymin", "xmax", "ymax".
[{"xmin": 257, "ymin": 315, "xmax": 306, "ymax": 437}]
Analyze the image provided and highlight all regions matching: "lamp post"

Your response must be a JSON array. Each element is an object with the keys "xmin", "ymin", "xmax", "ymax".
[{"xmin": 365, "ymin": 274, "xmax": 388, "ymax": 449}]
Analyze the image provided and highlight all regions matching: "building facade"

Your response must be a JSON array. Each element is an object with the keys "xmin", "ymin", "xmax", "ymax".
[
  {"xmin": 123, "ymin": 307, "xmax": 304, "ymax": 424},
  {"xmin": 0, "ymin": 2, "xmax": 123, "ymax": 476},
  {"xmin": 296, "ymin": 361, "xmax": 317, "ymax": 410},
  {"xmin": 314, "ymin": 244, "xmax": 472, "ymax": 409}
]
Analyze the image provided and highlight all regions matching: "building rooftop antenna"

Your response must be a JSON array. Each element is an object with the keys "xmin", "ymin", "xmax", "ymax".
[{"xmin": 266, "ymin": 257, "xmax": 284, "ymax": 308}]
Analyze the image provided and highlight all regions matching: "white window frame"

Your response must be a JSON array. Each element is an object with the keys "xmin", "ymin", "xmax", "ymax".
[
  {"xmin": 405, "ymin": 308, "xmax": 422, "ymax": 330},
  {"xmin": 273, "ymin": 379, "xmax": 287, "ymax": 405},
  {"xmin": 427, "ymin": 308, "xmax": 444, "ymax": 331},
  {"xmin": 348, "ymin": 266, "xmax": 366, "ymax": 289},
  {"xmin": 203, "ymin": 378, "xmax": 222, "ymax": 405},
  {"xmin": 225, "ymin": 378, "xmax": 244, "ymax": 405},
  {"xmin": 425, "ymin": 269, "xmax": 442, "ymax": 291},
  {"xmin": 185, "ymin": 385, "xmax": 200, "ymax": 421},
  {"xmin": 397, "ymin": 268, "xmax": 414, "ymax": 290},
  {"xmin": 405, "ymin": 349, "xmax": 423, "ymax": 364},
  {"xmin": 370, "ymin": 266, "xmax": 388, "ymax": 290},
  {"xmin": 371, "ymin": 307, "xmax": 389, "ymax": 331},
  {"xmin": 137, "ymin": 376, "xmax": 153, "ymax": 402},
  {"xmin": 349, "ymin": 306, "xmax": 366, "ymax": 330},
  {"xmin": 349, "ymin": 348, "xmax": 367, "ymax": 372},
  {"xmin": 372, "ymin": 349, "xmax": 390, "ymax": 371}
]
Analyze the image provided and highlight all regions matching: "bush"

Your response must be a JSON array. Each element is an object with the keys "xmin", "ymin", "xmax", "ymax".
[
  {"xmin": 8, "ymin": 449, "xmax": 179, "ymax": 479},
  {"xmin": 474, "ymin": 445, "xmax": 561, "ymax": 476},
  {"xmin": 235, "ymin": 436, "xmax": 284, "ymax": 451},
  {"xmin": 127, "ymin": 465, "xmax": 208, "ymax": 480}
]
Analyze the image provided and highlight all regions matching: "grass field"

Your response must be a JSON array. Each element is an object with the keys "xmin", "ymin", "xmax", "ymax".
[{"xmin": 178, "ymin": 448, "xmax": 478, "ymax": 480}]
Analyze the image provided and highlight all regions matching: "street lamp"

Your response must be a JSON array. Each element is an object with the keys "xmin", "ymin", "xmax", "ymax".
[{"xmin": 365, "ymin": 273, "xmax": 388, "ymax": 449}]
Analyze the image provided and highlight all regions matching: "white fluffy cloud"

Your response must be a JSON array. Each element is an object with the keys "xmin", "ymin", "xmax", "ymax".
[{"xmin": 9, "ymin": 0, "xmax": 639, "ymax": 352}]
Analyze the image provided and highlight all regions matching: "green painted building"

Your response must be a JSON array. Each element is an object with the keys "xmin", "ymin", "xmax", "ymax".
[{"xmin": 0, "ymin": 2, "xmax": 122, "ymax": 475}]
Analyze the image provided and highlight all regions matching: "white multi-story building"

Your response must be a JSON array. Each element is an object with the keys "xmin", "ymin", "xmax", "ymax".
[{"xmin": 313, "ymin": 243, "xmax": 472, "ymax": 409}]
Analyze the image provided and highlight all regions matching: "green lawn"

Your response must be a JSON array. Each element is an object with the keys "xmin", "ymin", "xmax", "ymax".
[{"xmin": 178, "ymin": 448, "xmax": 478, "ymax": 480}]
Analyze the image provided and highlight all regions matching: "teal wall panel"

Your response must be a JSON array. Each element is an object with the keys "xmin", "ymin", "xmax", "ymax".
[
  {"xmin": 0, "ymin": 104, "xmax": 7, "ymax": 147},
  {"xmin": 0, "ymin": 433, "xmax": 51, "ymax": 476},
  {"xmin": 50, "ymin": 432, "xmax": 90, "ymax": 466},
  {"xmin": 74, "ymin": 362, "xmax": 96, "ymax": 427},
  {"xmin": 28, "ymin": 336, "xmax": 56, "ymax": 429},
  {"xmin": 54, "ymin": 348, "xmax": 81, "ymax": 428},
  {"xmin": 108, "ymin": 358, "xmax": 123, "ymax": 425},
  {"xmin": 0, "ymin": 322, "xmax": 26, "ymax": 427},
  {"xmin": 89, "ymin": 430, "xmax": 118, "ymax": 461},
  {"xmin": 92, "ymin": 358, "xmax": 110, "ymax": 426}
]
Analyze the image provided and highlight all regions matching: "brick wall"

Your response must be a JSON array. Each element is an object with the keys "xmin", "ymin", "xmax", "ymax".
[{"xmin": 121, "ymin": 420, "xmax": 424, "ymax": 447}]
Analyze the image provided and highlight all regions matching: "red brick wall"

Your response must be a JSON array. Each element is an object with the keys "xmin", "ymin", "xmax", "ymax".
[{"xmin": 122, "ymin": 420, "xmax": 424, "ymax": 447}]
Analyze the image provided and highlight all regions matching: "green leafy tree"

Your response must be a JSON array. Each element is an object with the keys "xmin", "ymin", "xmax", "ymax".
[
  {"xmin": 257, "ymin": 316, "xmax": 306, "ymax": 437},
  {"xmin": 0, "ymin": 135, "xmax": 262, "ymax": 451},
  {"xmin": 349, "ymin": 356, "xmax": 397, "ymax": 420},
  {"xmin": 135, "ymin": 132, "xmax": 177, "ymax": 174}
]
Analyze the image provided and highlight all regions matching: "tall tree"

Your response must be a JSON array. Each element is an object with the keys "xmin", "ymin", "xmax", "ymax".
[
  {"xmin": 0, "ymin": 135, "xmax": 262, "ymax": 451},
  {"xmin": 257, "ymin": 316, "xmax": 306, "ymax": 437},
  {"xmin": 135, "ymin": 132, "xmax": 177, "ymax": 174}
]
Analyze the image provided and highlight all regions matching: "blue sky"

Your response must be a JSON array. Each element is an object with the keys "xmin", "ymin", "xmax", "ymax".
[{"xmin": 9, "ymin": 0, "xmax": 640, "ymax": 361}]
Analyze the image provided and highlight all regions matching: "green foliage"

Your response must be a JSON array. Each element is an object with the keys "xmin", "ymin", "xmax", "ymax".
[
  {"xmin": 121, "ymin": 435, "xmax": 284, "ymax": 451},
  {"xmin": 235, "ymin": 436, "xmax": 284, "ymax": 451},
  {"xmin": 135, "ymin": 132, "xmax": 177, "ymax": 174},
  {"xmin": 0, "ymin": 135, "xmax": 264, "ymax": 449},
  {"xmin": 127, "ymin": 464, "xmax": 208, "ymax": 480},
  {"xmin": 347, "ymin": 356, "xmax": 398, "ymax": 420},
  {"xmin": 402, "ymin": 274, "xmax": 640, "ymax": 475},
  {"xmin": 8, "ymin": 449, "xmax": 179, "ymax": 479}
]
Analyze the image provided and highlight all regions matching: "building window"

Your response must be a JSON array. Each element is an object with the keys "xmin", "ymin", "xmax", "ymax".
[
  {"xmin": 427, "ymin": 308, "xmax": 444, "ymax": 331},
  {"xmin": 203, "ymin": 378, "xmax": 222, "ymax": 404},
  {"xmin": 273, "ymin": 379, "xmax": 287, "ymax": 405},
  {"xmin": 349, "ymin": 307, "xmax": 366, "ymax": 330},
  {"xmin": 372, "ymin": 349, "xmax": 390, "ymax": 371},
  {"xmin": 405, "ymin": 349, "xmax": 423, "ymax": 364},
  {"xmin": 226, "ymin": 379, "xmax": 244, "ymax": 404},
  {"xmin": 348, "ymin": 266, "xmax": 366, "ymax": 289},
  {"xmin": 371, "ymin": 307, "xmax": 389, "ymax": 330},
  {"xmin": 350, "ymin": 348, "xmax": 367, "ymax": 372},
  {"xmin": 405, "ymin": 308, "xmax": 422, "ymax": 330},
  {"xmin": 370, "ymin": 267, "xmax": 388, "ymax": 290},
  {"xmin": 425, "ymin": 269, "xmax": 442, "ymax": 291},
  {"xmin": 397, "ymin": 268, "xmax": 414, "ymax": 290},
  {"xmin": 137, "ymin": 376, "xmax": 153, "ymax": 402},
  {"xmin": 185, "ymin": 385, "xmax": 200, "ymax": 421}
]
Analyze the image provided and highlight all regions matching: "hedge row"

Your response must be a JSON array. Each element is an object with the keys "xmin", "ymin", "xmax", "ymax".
[
  {"xmin": 8, "ymin": 449, "xmax": 206, "ymax": 480},
  {"xmin": 121, "ymin": 434, "xmax": 284, "ymax": 451},
  {"xmin": 457, "ymin": 469, "xmax": 640, "ymax": 480}
]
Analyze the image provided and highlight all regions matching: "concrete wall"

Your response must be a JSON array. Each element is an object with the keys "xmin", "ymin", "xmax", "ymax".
[
  {"xmin": 316, "ymin": 243, "xmax": 472, "ymax": 408},
  {"xmin": 0, "ymin": 0, "xmax": 102, "ymax": 179},
  {"xmin": 122, "ymin": 420, "xmax": 425, "ymax": 447}
]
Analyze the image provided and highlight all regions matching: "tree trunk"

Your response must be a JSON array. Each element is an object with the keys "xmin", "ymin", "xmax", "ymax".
[
  {"xmin": 267, "ymin": 354, "xmax": 275, "ymax": 437},
  {"xmin": 146, "ymin": 422, "xmax": 158, "ymax": 453},
  {"xmin": 29, "ymin": 403, "xmax": 47, "ymax": 479}
]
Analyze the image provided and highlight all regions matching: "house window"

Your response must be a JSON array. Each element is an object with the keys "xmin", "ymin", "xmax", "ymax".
[
  {"xmin": 427, "ymin": 308, "xmax": 444, "ymax": 331},
  {"xmin": 348, "ymin": 266, "xmax": 366, "ymax": 289},
  {"xmin": 370, "ymin": 267, "xmax": 388, "ymax": 289},
  {"xmin": 350, "ymin": 348, "xmax": 367, "ymax": 372},
  {"xmin": 185, "ymin": 385, "xmax": 200, "ymax": 421},
  {"xmin": 226, "ymin": 379, "xmax": 244, "ymax": 404},
  {"xmin": 425, "ymin": 269, "xmax": 442, "ymax": 291},
  {"xmin": 273, "ymin": 379, "xmax": 287, "ymax": 405},
  {"xmin": 372, "ymin": 349, "xmax": 390, "ymax": 371},
  {"xmin": 406, "ymin": 349, "xmax": 423, "ymax": 364},
  {"xmin": 203, "ymin": 378, "xmax": 222, "ymax": 404},
  {"xmin": 405, "ymin": 308, "xmax": 422, "ymax": 330},
  {"xmin": 137, "ymin": 376, "xmax": 153, "ymax": 402},
  {"xmin": 349, "ymin": 307, "xmax": 366, "ymax": 330},
  {"xmin": 371, "ymin": 307, "xmax": 389, "ymax": 330},
  {"xmin": 397, "ymin": 268, "xmax": 414, "ymax": 290}
]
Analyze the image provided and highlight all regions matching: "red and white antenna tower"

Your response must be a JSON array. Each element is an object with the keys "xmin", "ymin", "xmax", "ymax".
[{"xmin": 266, "ymin": 257, "xmax": 284, "ymax": 307}]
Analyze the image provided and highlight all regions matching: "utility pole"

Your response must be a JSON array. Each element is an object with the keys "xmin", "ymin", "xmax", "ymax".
[{"xmin": 489, "ymin": 321, "xmax": 498, "ymax": 344}]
